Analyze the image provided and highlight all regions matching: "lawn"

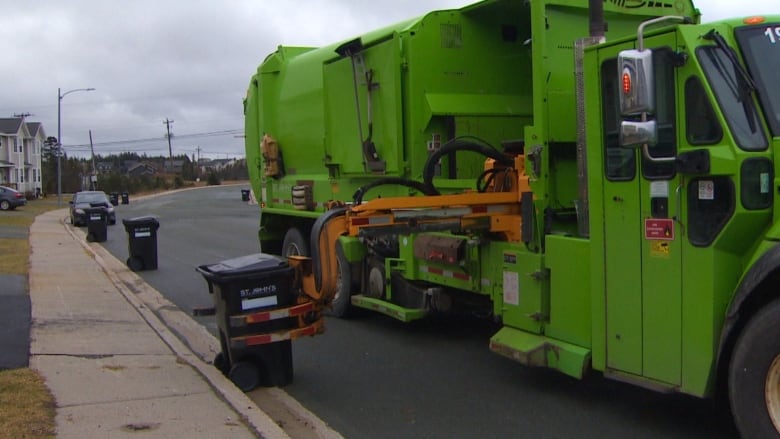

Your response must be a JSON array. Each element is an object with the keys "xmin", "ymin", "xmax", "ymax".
[{"xmin": 0, "ymin": 198, "xmax": 61, "ymax": 438}]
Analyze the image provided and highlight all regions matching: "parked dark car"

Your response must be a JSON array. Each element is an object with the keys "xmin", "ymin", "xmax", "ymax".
[
  {"xmin": 0, "ymin": 185, "xmax": 27, "ymax": 211},
  {"xmin": 69, "ymin": 191, "xmax": 116, "ymax": 226}
]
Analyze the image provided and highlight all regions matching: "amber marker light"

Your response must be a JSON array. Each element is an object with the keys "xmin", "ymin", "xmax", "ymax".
[{"xmin": 744, "ymin": 16, "xmax": 766, "ymax": 25}]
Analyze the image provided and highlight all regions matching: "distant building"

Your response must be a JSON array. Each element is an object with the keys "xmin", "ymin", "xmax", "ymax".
[
  {"xmin": 0, "ymin": 117, "xmax": 45, "ymax": 194},
  {"xmin": 162, "ymin": 158, "xmax": 187, "ymax": 174},
  {"xmin": 127, "ymin": 162, "xmax": 157, "ymax": 178},
  {"xmin": 96, "ymin": 161, "xmax": 115, "ymax": 174},
  {"xmin": 198, "ymin": 158, "xmax": 236, "ymax": 174}
]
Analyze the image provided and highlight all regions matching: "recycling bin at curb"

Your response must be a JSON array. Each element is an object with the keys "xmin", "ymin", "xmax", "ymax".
[
  {"xmin": 240, "ymin": 189, "xmax": 250, "ymax": 202},
  {"xmin": 84, "ymin": 207, "xmax": 108, "ymax": 243},
  {"xmin": 109, "ymin": 192, "xmax": 119, "ymax": 206},
  {"xmin": 121, "ymin": 192, "xmax": 129, "ymax": 205},
  {"xmin": 197, "ymin": 253, "xmax": 298, "ymax": 391},
  {"xmin": 122, "ymin": 216, "xmax": 159, "ymax": 271}
]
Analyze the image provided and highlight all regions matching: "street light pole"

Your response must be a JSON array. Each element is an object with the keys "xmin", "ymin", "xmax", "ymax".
[{"xmin": 57, "ymin": 87, "xmax": 95, "ymax": 206}]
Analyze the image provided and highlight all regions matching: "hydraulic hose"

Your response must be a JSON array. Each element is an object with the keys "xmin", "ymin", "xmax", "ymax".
[
  {"xmin": 422, "ymin": 137, "xmax": 512, "ymax": 195},
  {"xmin": 352, "ymin": 177, "xmax": 436, "ymax": 205}
]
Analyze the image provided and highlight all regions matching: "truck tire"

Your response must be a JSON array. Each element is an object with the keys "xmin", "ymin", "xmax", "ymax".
[
  {"xmin": 325, "ymin": 243, "xmax": 351, "ymax": 318},
  {"xmin": 729, "ymin": 297, "xmax": 780, "ymax": 437},
  {"xmin": 282, "ymin": 228, "xmax": 308, "ymax": 257}
]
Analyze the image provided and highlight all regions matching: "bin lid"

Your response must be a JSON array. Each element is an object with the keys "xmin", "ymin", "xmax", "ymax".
[
  {"xmin": 122, "ymin": 216, "xmax": 159, "ymax": 226},
  {"xmin": 197, "ymin": 253, "xmax": 287, "ymax": 279}
]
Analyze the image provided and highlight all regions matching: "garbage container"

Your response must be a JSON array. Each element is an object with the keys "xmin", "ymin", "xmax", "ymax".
[
  {"xmin": 109, "ymin": 192, "xmax": 119, "ymax": 206},
  {"xmin": 84, "ymin": 207, "xmax": 108, "ymax": 243},
  {"xmin": 121, "ymin": 192, "xmax": 129, "ymax": 205},
  {"xmin": 197, "ymin": 253, "xmax": 297, "ymax": 391},
  {"xmin": 122, "ymin": 216, "xmax": 159, "ymax": 271},
  {"xmin": 240, "ymin": 189, "xmax": 250, "ymax": 202}
]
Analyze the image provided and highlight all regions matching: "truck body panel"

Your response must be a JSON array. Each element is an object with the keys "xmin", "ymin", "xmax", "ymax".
[{"xmin": 244, "ymin": 0, "xmax": 780, "ymax": 435}]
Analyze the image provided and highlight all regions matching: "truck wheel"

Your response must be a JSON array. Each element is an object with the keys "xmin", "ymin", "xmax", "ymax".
[
  {"xmin": 282, "ymin": 228, "xmax": 308, "ymax": 257},
  {"xmin": 729, "ymin": 298, "xmax": 780, "ymax": 437},
  {"xmin": 325, "ymin": 243, "xmax": 351, "ymax": 318}
]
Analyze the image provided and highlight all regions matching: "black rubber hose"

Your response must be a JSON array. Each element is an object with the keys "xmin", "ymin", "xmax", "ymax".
[
  {"xmin": 422, "ymin": 137, "xmax": 512, "ymax": 195},
  {"xmin": 352, "ymin": 177, "xmax": 436, "ymax": 205}
]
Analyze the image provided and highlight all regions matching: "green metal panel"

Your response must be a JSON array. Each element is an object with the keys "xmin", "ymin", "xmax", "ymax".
[
  {"xmin": 324, "ymin": 37, "xmax": 403, "ymax": 175},
  {"xmin": 483, "ymin": 242, "xmax": 546, "ymax": 334},
  {"xmin": 545, "ymin": 235, "xmax": 591, "ymax": 349}
]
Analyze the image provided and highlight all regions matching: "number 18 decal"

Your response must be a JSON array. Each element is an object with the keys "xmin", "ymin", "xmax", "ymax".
[{"xmin": 766, "ymin": 26, "xmax": 780, "ymax": 44}]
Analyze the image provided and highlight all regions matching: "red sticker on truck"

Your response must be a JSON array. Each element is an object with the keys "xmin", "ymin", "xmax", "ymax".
[{"xmin": 645, "ymin": 218, "xmax": 674, "ymax": 240}]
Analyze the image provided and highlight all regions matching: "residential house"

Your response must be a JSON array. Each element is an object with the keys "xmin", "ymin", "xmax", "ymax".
[
  {"xmin": 162, "ymin": 158, "xmax": 186, "ymax": 174},
  {"xmin": 198, "ymin": 158, "xmax": 235, "ymax": 175},
  {"xmin": 127, "ymin": 161, "xmax": 157, "ymax": 178},
  {"xmin": 0, "ymin": 117, "xmax": 45, "ymax": 195}
]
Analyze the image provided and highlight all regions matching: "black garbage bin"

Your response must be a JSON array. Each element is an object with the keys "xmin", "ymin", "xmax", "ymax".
[
  {"xmin": 240, "ymin": 189, "xmax": 250, "ymax": 202},
  {"xmin": 84, "ymin": 207, "xmax": 108, "ymax": 243},
  {"xmin": 109, "ymin": 192, "xmax": 119, "ymax": 206},
  {"xmin": 121, "ymin": 192, "xmax": 129, "ymax": 205},
  {"xmin": 122, "ymin": 216, "xmax": 159, "ymax": 271},
  {"xmin": 197, "ymin": 253, "xmax": 297, "ymax": 391}
]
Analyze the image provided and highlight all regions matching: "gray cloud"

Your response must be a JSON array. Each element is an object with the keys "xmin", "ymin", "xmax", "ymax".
[{"xmin": 1, "ymin": 0, "xmax": 772, "ymax": 158}]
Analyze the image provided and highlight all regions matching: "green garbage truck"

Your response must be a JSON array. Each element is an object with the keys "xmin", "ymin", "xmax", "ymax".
[{"xmin": 244, "ymin": 0, "xmax": 780, "ymax": 436}]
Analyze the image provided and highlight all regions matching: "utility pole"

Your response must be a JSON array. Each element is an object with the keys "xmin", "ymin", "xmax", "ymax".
[
  {"xmin": 164, "ymin": 118, "xmax": 174, "ymax": 172},
  {"xmin": 89, "ymin": 130, "xmax": 97, "ymax": 190}
]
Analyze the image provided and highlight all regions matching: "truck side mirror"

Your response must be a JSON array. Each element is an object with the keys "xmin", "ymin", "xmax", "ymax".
[
  {"xmin": 618, "ymin": 49, "xmax": 654, "ymax": 115},
  {"xmin": 620, "ymin": 120, "xmax": 657, "ymax": 147}
]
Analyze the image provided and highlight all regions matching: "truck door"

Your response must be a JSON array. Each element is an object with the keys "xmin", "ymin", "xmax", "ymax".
[{"xmin": 600, "ymin": 35, "xmax": 682, "ymax": 386}]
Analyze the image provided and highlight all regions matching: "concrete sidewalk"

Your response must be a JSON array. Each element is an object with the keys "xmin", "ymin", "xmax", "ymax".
[{"xmin": 28, "ymin": 209, "xmax": 290, "ymax": 438}]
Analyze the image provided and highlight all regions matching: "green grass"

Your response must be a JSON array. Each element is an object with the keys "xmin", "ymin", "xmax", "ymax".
[{"xmin": 0, "ymin": 198, "xmax": 61, "ymax": 438}]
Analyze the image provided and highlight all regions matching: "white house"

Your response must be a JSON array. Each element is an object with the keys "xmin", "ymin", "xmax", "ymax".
[{"xmin": 0, "ymin": 117, "xmax": 45, "ymax": 195}]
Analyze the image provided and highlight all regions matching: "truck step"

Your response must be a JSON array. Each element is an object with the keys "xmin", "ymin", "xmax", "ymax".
[
  {"xmin": 489, "ymin": 326, "xmax": 591, "ymax": 379},
  {"xmin": 350, "ymin": 295, "xmax": 428, "ymax": 322}
]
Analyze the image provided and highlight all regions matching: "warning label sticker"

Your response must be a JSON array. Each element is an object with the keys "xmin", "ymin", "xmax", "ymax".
[{"xmin": 645, "ymin": 218, "xmax": 674, "ymax": 240}]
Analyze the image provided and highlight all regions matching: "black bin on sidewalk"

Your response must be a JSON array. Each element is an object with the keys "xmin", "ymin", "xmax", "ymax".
[
  {"xmin": 84, "ymin": 207, "xmax": 108, "ymax": 243},
  {"xmin": 109, "ymin": 192, "xmax": 119, "ymax": 206},
  {"xmin": 240, "ymin": 189, "xmax": 250, "ymax": 202},
  {"xmin": 197, "ymin": 253, "xmax": 296, "ymax": 391},
  {"xmin": 122, "ymin": 216, "xmax": 159, "ymax": 271},
  {"xmin": 121, "ymin": 192, "xmax": 129, "ymax": 205}
]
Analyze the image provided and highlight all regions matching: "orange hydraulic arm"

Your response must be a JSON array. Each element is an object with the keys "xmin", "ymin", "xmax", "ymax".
[{"xmin": 291, "ymin": 154, "xmax": 531, "ymax": 312}]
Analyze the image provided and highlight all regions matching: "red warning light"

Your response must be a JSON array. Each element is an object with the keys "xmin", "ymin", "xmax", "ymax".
[{"xmin": 622, "ymin": 69, "xmax": 632, "ymax": 95}]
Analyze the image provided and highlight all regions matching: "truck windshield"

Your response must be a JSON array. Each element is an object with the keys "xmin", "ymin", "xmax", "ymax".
[
  {"xmin": 697, "ymin": 43, "xmax": 767, "ymax": 151},
  {"xmin": 736, "ymin": 23, "xmax": 780, "ymax": 137}
]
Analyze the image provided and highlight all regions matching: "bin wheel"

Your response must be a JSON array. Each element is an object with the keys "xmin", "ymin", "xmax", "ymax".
[
  {"xmin": 127, "ymin": 256, "xmax": 144, "ymax": 271},
  {"xmin": 229, "ymin": 361, "xmax": 260, "ymax": 392},
  {"xmin": 86, "ymin": 233, "xmax": 96, "ymax": 242},
  {"xmin": 213, "ymin": 352, "xmax": 229, "ymax": 375},
  {"xmin": 282, "ymin": 228, "xmax": 308, "ymax": 257}
]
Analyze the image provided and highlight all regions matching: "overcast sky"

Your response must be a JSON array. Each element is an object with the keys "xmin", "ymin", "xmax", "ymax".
[{"xmin": 0, "ymin": 0, "xmax": 775, "ymax": 160}]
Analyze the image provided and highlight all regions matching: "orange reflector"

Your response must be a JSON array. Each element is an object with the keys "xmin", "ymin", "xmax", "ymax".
[
  {"xmin": 260, "ymin": 202, "xmax": 266, "ymax": 208},
  {"xmin": 622, "ymin": 71, "xmax": 632, "ymax": 95},
  {"xmin": 744, "ymin": 16, "xmax": 766, "ymax": 25}
]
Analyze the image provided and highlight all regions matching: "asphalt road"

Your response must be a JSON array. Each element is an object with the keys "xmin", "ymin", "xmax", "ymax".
[{"xmin": 98, "ymin": 185, "xmax": 739, "ymax": 439}]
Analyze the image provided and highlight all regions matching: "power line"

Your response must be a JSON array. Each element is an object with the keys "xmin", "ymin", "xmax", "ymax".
[{"xmin": 66, "ymin": 128, "xmax": 243, "ymax": 149}]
